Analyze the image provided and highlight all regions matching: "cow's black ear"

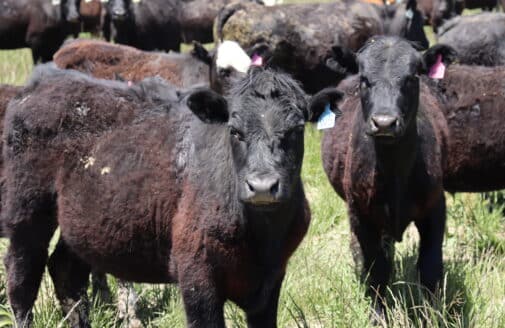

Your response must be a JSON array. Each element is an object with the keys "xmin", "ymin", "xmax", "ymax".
[
  {"xmin": 307, "ymin": 88, "xmax": 344, "ymax": 122},
  {"xmin": 186, "ymin": 88, "xmax": 229, "ymax": 124},
  {"xmin": 191, "ymin": 41, "xmax": 212, "ymax": 66},
  {"xmin": 421, "ymin": 44, "xmax": 458, "ymax": 74},
  {"xmin": 326, "ymin": 46, "xmax": 359, "ymax": 76}
]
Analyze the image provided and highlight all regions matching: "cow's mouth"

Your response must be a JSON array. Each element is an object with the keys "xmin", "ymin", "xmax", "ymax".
[{"xmin": 245, "ymin": 200, "xmax": 282, "ymax": 211}]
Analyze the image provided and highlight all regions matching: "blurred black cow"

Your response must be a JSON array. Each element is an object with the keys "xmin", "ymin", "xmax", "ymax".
[
  {"xmin": 0, "ymin": 0, "xmax": 81, "ymax": 63},
  {"xmin": 216, "ymin": 0, "xmax": 429, "ymax": 93},
  {"xmin": 438, "ymin": 13, "xmax": 505, "ymax": 66}
]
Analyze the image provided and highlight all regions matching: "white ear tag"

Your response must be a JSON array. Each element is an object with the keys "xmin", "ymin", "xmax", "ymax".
[
  {"xmin": 405, "ymin": 9, "xmax": 414, "ymax": 19},
  {"xmin": 101, "ymin": 0, "xmax": 109, "ymax": 3},
  {"xmin": 132, "ymin": 0, "xmax": 142, "ymax": 3},
  {"xmin": 317, "ymin": 103, "xmax": 336, "ymax": 130},
  {"xmin": 52, "ymin": 0, "xmax": 61, "ymax": 5}
]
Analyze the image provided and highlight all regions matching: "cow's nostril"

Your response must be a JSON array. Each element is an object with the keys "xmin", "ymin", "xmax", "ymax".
[
  {"xmin": 247, "ymin": 180, "xmax": 255, "ymax": 192},
  {"xmin": 270, "ymin": 180, "xmax": 279, "ymax": 195}
]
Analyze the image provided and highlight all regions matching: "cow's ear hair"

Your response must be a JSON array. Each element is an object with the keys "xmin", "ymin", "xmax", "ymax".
[
  {"xmin": 246, "ymin": 42, "xmax": 273, "ymax": 64},
  {"xmin": 420, "ymin": 44, "xmax": 458, "ymax": 74},
  {"xmin": 307, "ymin": 88, "xmax": 343, "ymax": 122},
  {"xmin": 186, "ymin": 88, "xmax": 229, "ymax": 124},
  {"xmin": 191, "ymin": 41, "xmax": 213, "ymax": 66},
  {"xmin": 326, "ymin": 45, "xmax": 359, "ymax": 76}
]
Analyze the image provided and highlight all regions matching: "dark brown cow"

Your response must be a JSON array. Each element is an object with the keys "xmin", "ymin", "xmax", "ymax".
[
  {"xmin": 79, "ymin": 0, "xmax": 103, "ymax": 36},
  {"xmin": 322, "ymin": 38, "xmax": 452, "ymax": 317},
  {"xmin": 2, "ymin": 64, "xmax": 338, "ymax": 328},
  {"xmin": 437, "ymin": 13, "xmax": 505, "ymax": 66},
  {"xmin": 54, "ymin": 39, "xmax": 210, "ymax": 88},
  {"xmin": 0, "ymin": 0, "xmax": 81, "ymax": 63},
  {"xmin": 0, "ymin": 84, "xmax": 21, "ymax": 237},
  {"xmin": 424, "ymin": 64, "xmax": 505, "ymax": 191},
  {"xmin": 416, "ymin": 0, "xmax": 462, "ymax": 32},
  {"xmin": 216, "ymin": 0, "xmax": 428, "ymax": 93},
  {"xmin": 179, "ymin": 0, "xmax": 259, "ymax": 44}
]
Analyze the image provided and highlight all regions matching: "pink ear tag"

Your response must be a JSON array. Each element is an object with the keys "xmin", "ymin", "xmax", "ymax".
[
  {"xmin": 127, "ymin": 81, "xmax": 133, "ymax": 87},
  {"xmin": 429, "ymin": 54, "xmax": 445, "ymax": 79},
  {"xmin": 251, "ymin": 54, "xmax": 263, "ymax": 66}
]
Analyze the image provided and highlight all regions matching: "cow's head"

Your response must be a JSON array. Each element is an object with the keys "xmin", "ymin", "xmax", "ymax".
[
  {"xmin": 383, "ymin": 0, "xmax": 429, "ymax": 50},
  {"xmin": 61, "ymin": 0, "xmax": 81, "ymax": 23},
  {"xmin": 329, "ymin": 37, "xmax": 456, "ymax": 143},
  {"xmin": 107, "ymin": 0, "xmax": 131, "ymax": 22},
  {"xmin": 186, "ymin": 68, "xmax": 342, "ymax": 207}
]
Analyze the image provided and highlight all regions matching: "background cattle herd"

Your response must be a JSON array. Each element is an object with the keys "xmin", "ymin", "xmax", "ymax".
[{"xmin": 0, "ymin": 0, "xmax": 504, "ymax": 327}]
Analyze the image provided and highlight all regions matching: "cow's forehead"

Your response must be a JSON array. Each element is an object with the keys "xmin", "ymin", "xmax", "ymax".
[
  {"xmin": 228, "ymin": 68, "xmax": 307, "ymax": 129},
  {"xmin": 358, "ymin": 38, "xmax": 420, "ymax": 78},
  {"xmin": 230, "ymin": 96, "xmax": 304, "ymax": 131}
]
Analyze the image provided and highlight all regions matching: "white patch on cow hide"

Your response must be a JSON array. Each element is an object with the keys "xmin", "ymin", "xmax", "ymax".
[
  {"xmin": 18, "ymin": 95, "xmax": 30, "ymax": 105},
  {"xmin": 100, "ymin": 166, "xmax": 111, "ymax": 175},
  {"xmin": 263, "ymin": 0, "xmax": 283, "ymax": 5},
  {"xmin": 75, "ymin": 103, "xmax": 91, "ymax": 116},
  {"xmin": 52, "ymin": 0, "xmax": 61, "ymax": 5},
  {"xmin": 81, "ymin": 156, "xmax": 95, "ymax": 169},
  {"xmin": 216, "ymin": 41, "xmax": 252, "ymax": 74}
]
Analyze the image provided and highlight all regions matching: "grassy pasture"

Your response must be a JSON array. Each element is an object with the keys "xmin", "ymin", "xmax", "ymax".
[{"xmin": 0, "ymin": 2, "xmax": 504, "ymax": 328}]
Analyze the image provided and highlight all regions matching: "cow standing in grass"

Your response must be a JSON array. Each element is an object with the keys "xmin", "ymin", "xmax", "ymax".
[
  {"xmin": 322, "ymin": 37, "xmax": 451, "ymax": 317},
  {"xmin": 0, "ymin": 0, "xmax": 81, "ymax": 63},
  {"xmin": 2, "ymin": 64, "xmax": 339, "ymax": 328}
]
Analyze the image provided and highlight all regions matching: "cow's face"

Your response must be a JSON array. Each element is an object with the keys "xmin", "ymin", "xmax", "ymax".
[
  {"xmin": 108, "ymin": 0, "xmax": 131, "ymax": 21},
  {"xmin": 62, "ymin": 0, "xmax": 81, "ymax": 23},
  {"xmin": 385, "ymin": 0, "xmax": 429, "ymax": 50},
  {"xmin": 187, "ymin": 69, "xmax": 342, "ymax": 207},
  {"xmin": 357, "ymin": 37, "xmax": 421, "ymax": 142}
]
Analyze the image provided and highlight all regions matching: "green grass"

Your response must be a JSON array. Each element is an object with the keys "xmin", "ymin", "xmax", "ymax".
[{"xmin": 0, "ymin": 4, "xmax": 504, "ymax": 328}]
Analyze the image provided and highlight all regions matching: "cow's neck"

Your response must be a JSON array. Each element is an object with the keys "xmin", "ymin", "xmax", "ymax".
[
  {"xmin": 374, "ymin": 119, "xmax": 418, "ymax": 241},
  {"xmin": 242, "ymin": 182, "xmax": 302, "ymax": 253}
]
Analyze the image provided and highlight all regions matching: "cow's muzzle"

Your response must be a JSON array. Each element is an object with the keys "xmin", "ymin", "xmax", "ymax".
[
  {"xmin": 369, "ymin": 114, "xmax": 400, "ymax": 138},
  {"xmin": 243, "ymin": 174, "xmax": 280, "ymax": 206}
]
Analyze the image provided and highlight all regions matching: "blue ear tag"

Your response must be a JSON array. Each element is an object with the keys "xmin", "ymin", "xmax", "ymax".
[{"xmin": 317, "ymin": 103, "xmax": 336, "ymax": 130}]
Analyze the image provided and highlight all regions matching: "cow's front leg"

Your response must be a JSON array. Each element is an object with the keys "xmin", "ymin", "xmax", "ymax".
[
  {"xmin": 179, "ymin": 267, "xmax": 225, "ymax": 328},
  {"xmin": 349, "ymin": 208, "xmax": 394, "ymax": 321},
  {"xmin": 246, "ymin": 278, "xmax": 283, "ymax": 328},
  {"xmin": 415, "ymin": 194, "xmax": 446, "ymax": 293}
]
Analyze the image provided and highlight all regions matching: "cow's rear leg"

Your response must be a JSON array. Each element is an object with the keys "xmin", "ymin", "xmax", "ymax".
[
  {"xmin": 416, "ymin": 194, "xmax": 446, "ymax": 293},
  {"xmin": 48, "ymin": 239, "xmax": 91, "ymax": 328},
  {"xmin": 4, "ymin": 198, "xmax": 57, "ymax": 327},
  {"xmin": 117, "ymin": 280, "xmax": 143, "ymax": 328}
]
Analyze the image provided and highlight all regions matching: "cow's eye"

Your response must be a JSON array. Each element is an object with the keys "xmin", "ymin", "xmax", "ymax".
[{"xmin": 230, "ymin": 128, "xmax": 245, "ymax": 142}]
